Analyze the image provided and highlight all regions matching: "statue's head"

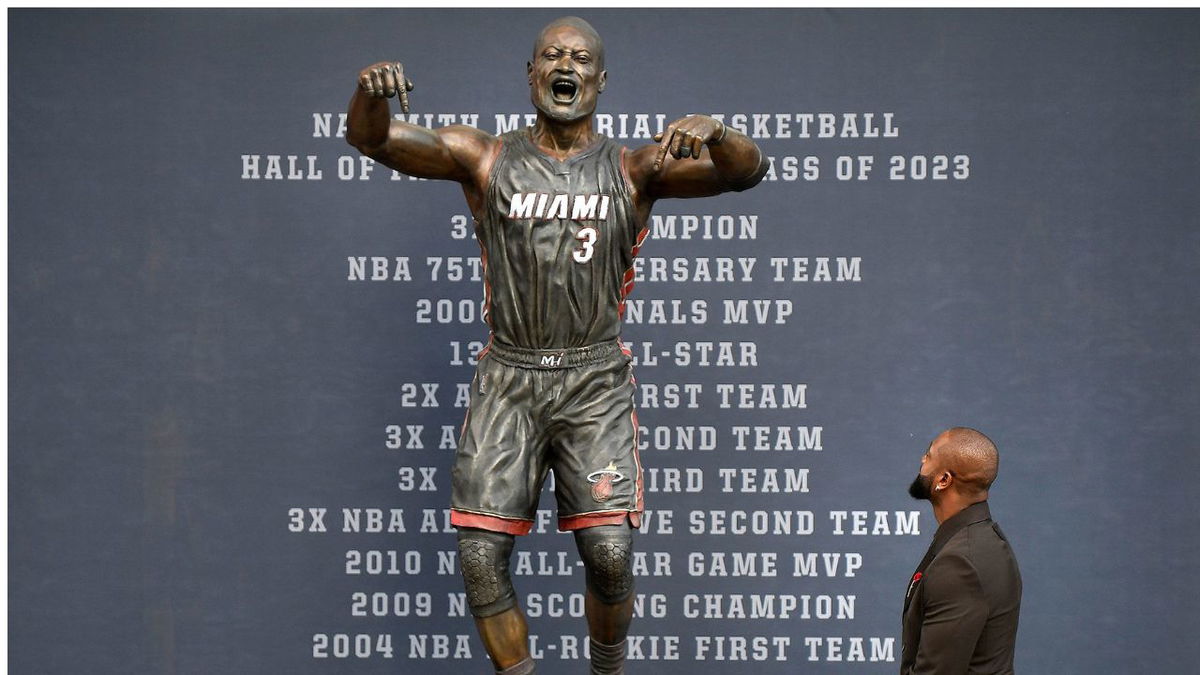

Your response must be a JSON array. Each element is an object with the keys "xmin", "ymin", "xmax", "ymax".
[{"xmin": 528, "ymin": 17, "xmax": 606, "ymax": 123}]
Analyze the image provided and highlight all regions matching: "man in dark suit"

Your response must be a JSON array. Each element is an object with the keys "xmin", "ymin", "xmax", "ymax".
[{"xmin": 902, "ymin": 427, "xmax": 1022, "ymax": 674}]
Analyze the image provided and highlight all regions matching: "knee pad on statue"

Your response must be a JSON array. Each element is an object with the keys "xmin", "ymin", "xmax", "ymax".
[
  {"xmin": 575, "ymin": 525, "xmax": 634, "ymax": 604},
  {"xmin": 457, "ymin": 528, "xmax": 517, "ymax": 617}
]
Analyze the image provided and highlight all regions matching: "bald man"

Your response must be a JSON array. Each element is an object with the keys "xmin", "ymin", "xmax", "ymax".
[
  {"xmin": 348, "ymin": 15, "xmax": 767, "ymax": 675},
  {"xmin": 902, "ymin": 428, "xmax": 1022, "ymax": 674}
]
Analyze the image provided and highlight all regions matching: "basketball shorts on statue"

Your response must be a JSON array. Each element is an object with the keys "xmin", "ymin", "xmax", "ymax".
[{"xmin": 450, "ymin": 339, "xmax": 644, "ymax": 535}]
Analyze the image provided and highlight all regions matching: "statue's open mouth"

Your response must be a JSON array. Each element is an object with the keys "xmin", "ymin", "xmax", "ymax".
[{"xmin": 551, "ymin": 79, "xmax": 578, "ymax": 103}]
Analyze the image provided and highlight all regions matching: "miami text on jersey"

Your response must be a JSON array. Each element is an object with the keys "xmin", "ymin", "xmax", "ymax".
[{"xmin": 507, "ymin": 192, "xmax": 612, "ymax": 221}]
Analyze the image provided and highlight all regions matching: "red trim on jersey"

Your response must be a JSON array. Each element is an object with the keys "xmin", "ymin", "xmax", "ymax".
[
  {"xmin": 617, "ymin": 145, "xmax": 650, "ymax": 319},
  {"xmin": 618, "ymin": 226, "xmax": 651, "ymax": 319},
  {"xmin": 558, "ymin": 511, "xmax": 636, "ymax": 531},
  {"xmin": 631, "ymin": 223, "xmax": 651, "ymax": 254},
  {"xmin": 450, "ymin": 509, "xmax": 534, "ymax": 536},
  {"xmin": 617, "ymin": 338, "xmax": 633, "ymax": 359}
]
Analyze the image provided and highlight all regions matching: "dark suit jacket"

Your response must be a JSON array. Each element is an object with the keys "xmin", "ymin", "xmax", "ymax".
[{"xmin": 901, "ymin": 501, "xmax": 1022, "ymax": 674}]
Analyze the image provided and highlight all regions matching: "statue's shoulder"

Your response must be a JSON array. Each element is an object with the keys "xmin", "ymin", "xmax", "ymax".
[{"xmin": 497, "ymin": 128, "xmax": 530, "ymax": 144}]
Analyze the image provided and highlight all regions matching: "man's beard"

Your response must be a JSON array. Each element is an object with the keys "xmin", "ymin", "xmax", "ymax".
[{"xmin": 908, "ymin": 473, "xmax": 933, "ymax": 500}]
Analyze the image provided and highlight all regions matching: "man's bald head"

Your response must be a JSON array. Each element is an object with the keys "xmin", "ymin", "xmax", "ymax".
[
  {"xmin": 931, "ymin": 427, "xmax": 999, "ymax": 496},
  {"xmin": 533, "ymin": 16, "xmax": 605, "ymax": 68}
]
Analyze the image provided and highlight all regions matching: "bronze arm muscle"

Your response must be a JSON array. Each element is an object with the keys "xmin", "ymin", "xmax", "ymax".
[
  {"xmin": 346, "ymin": 61, "xmax": 497, "ymax": 192},
  {"xmin": 628, "ymin": 115, "xmax": 769, "ymax": 202}
]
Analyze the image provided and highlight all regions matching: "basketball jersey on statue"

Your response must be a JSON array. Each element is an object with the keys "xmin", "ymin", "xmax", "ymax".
[{"xmin": 475, "ymin": 129, "xmax": 646, "ymax": 350}]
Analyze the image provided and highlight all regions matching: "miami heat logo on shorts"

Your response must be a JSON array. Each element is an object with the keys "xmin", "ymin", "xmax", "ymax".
[{"xmin": 587, "ymin": 463, "xmax": 626, "ymax": 503}]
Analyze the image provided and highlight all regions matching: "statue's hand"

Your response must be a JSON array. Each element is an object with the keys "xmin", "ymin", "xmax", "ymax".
[
  {"xmin": 357, "ymin": 61, "xmax": 415, "ymax": 113},
  {"xmin": 652, "ymin": 115, "xmax": 725, "ymax": 171}
]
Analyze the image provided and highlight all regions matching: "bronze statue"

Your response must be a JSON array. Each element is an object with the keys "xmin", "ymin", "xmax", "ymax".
[{"xmin": 347, "ymin": 16, "xmax": 767, "ymax": 674}]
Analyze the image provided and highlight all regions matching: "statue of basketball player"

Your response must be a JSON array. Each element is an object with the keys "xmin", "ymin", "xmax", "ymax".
[{"xmin": 347, "ymin": 17, "xmax": 767, "ymax": 675}]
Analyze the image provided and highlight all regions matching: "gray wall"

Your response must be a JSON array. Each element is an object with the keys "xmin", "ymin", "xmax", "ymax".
[{"xmin": 9, "ymin": 9, "xmax": 1198, "ymax": 674}]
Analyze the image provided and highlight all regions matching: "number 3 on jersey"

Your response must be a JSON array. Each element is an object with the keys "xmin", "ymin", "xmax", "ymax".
[{"xmin": 573, "ymin": 226, "xmax": 598, "ymax": 263}]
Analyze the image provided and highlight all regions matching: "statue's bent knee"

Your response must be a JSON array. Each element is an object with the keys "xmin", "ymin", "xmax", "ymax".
[
  {"xmin": 457, "ymin": 528, "xmax": 518, "ymax": 617},
  {"xmin": 575, "ymin": 526, "xmax": 634, "ymax": 604}
]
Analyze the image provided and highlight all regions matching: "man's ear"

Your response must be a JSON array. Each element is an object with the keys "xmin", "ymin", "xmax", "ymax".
[
  {"xmin": 935, "ymin": 471, "xmax": 953, "ymax": 492},
  {"xmin": 527, "ymin": 61, "xmax": 533, "ymax": 85},
  {"xmin": 598, "ymin": 69, "xmax": 607, "ymax": 93}
]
